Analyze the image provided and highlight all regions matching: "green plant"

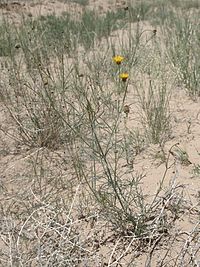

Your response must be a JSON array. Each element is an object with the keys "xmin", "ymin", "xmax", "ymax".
[
  {"xmin": 162, "ymin": 12, "xmax": 200, "ymax": 99},
  {"xmin": 128, "ymin": 129, "xmax": 146, "ymax": 156},
  {"xmin": 136, "ymin": 79, "xmax": 171, "ymax": 145},
  {"xmin": 192, "ymin": 164, "xmax": 200, "ymax": 177},
  {"xmin": 0, "ymin": 20, "xmax": 16, "ymax": 57},
  {"xmin": 170, "ymin": 146, "xmax": 192, "ymax": 166},
  {"xmin": 70, "ymin": 0, "xmax": 89, "ymax": 5},
  {"xmin": 168, "ymin": 0, "xmax": 200, "ymax": 9},
  {"xmin": 128, "ymin": 1, "xmax": 152, "ymax": 22}
]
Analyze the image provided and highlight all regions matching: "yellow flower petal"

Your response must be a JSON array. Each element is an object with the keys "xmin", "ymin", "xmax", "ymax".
[
  {"xmin": 119, "ymin": 73, "xmax": 129, "ymax": 81},
  {"xmin": 113, "ymin": 55, "xmax": 124, "ymax": 65}
]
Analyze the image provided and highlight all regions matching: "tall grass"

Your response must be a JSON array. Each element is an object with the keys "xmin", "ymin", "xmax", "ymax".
[{"xmin": 162, "ymin": 10, "xmax": 200, "ymax": 99}]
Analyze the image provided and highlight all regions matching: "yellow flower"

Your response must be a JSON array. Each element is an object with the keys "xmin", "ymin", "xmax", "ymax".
[
  {"xmin": 113, "ymin": 55, "xmax": 124, "ymax": 65},
  {"xmin": 120, "ymin": 73, "xmax": 129, "ymax": 82}
]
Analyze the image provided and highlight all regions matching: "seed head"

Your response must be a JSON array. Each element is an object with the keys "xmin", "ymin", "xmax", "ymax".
[{"xmin": 123, "ymin": 105, "xmax": 130, "ymax": 117}]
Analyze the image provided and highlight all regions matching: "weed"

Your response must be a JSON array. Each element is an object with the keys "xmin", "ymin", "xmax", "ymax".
[
  {"xmin": 69, "ymin": 0, "xmax": 89, "ymax": 5},
  {"xmin": 0, "ymin": 20, "xmax": 16, "ymax": 57},
  {"xmin": 192, "ymin": 164, "xmax": 200, "ymax": 177},
  {"xmin": 128, "ymin": 129, "xmax": 146, "ymax": 156},
  {"xmin": 136, "ymin": 79, "xmax": 171, "ymax": 145},
  {"xmin": 162, "ymin": 12, "xmax": 200, "ymax": 99},
  {"xmin": 170, "ymin": 146, "xmax": 192, "ymax": 166}
]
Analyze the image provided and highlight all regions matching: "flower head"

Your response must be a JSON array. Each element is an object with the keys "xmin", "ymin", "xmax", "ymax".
[
  {"xmin": 123, "ymin": 105, "xmax": 130, "ymax": 117},
  {"xmin": 153, "ymin": 29, "xmax": 157, "ymax": 35},
  {"xmin": 113, "ymin": 55, "xmax": 124, "ymax": 65},
  {"xmin": 120, "ymin": 72, "xmax": 129, "ymax": 82}
]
